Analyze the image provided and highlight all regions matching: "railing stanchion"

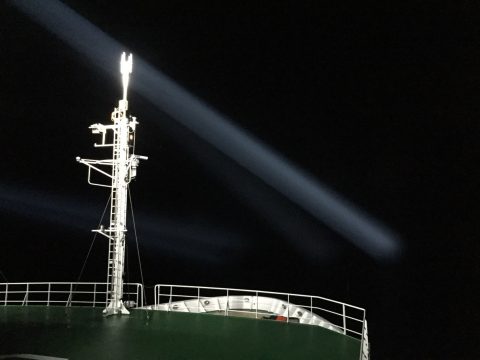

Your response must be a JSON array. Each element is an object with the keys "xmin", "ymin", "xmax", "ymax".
[
  {"xmin": 137, "ymin": 284, "xmax": 140, "ymax": 308},
  {"xmin": 23, "ymin": 283, "xmax": 29, "ymax": 306},
  {"xmin": 310, "ymin": 297, "xmax": 313, "ymax": 322},
  {"xmin": 342, "ymin": 304, "xmax": 346, "ymax": 335},
  {"xmin": 287, "ymin": 294, "xmax": 290, "ymax": 323},
  {"xmin": 68, "ymin": 283, "xmax": 73, "ymax": 307},
  {"xmin": 255, "ymin": 291, "xmax": 258, "ymax": 319},
  {"xmin": 5, "ymin": 283, "xmax": 8, "ymax": 306},
  {"xmin": 225, "ymin": 289, "xmax": 229, "ymax": 316},
  {"xmin": 93, "ymin": 283, "xmax": 97, "ymax": 307},
  {"xmin": 47, "ymin": 283, "xmax": 51, "ymax": 306},
  {"xmin": 168, "ymin": 286, "xmax": 173, "ymax": 311}
]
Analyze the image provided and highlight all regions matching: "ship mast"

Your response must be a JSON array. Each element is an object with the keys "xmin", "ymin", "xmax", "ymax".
[{"xmin": 77, "ymin": 53, "xmax": 147, "ymax": 315}]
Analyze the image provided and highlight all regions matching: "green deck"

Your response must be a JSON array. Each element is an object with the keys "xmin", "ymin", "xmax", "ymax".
[{"xmin": 0, "ymin": 306, "xmax": 360, "ymax": 359}]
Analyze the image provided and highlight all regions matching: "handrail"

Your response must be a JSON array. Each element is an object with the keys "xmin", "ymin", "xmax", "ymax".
[
  {"xmin": 0, "ymin": 282, "xmax": 369, "ymax": 359},
  {"xmin": 152, "ymin": 284, "xmax": 369, "ymax": 359},
  {"xmin": 153, "ymin": 284, "xmax": 365, "ymax": 335},
  {"xmin": 0, "ymin": 282, "xmax": 144, "ymax": 308},
  {"xmin": 153, "ymin": 283, "xmax": 364, "ymax": 310}
]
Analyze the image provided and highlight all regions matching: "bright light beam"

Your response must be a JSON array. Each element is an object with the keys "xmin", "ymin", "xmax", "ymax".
[
  {"xmin": 11, "ymin": 0, "xmax": 402, "ymax": 260},
  {"xmin": 0, "ymin": 184, "xmax": 245, "ymax": 264}
]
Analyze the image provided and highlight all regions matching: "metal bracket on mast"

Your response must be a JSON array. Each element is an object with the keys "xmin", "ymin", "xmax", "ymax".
[{"xmin": 77, "ymin": 52, "xmax": 147, "ymax": 316}]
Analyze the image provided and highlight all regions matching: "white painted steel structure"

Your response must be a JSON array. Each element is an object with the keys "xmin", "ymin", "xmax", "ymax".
[
  {"xmin": 0, "ymin": 282, "xmax": 144, "ymax": 308},
  {"xmin": 152, "ymin": 284, "xmax": 370, "ymax": 359},
  {"xmin": 77, "ymin": 53, "xmax": 147, "ymax": 315},
  {"xmin": 151, "ymin": 284, "xmax": 366, "ymax": 338}
]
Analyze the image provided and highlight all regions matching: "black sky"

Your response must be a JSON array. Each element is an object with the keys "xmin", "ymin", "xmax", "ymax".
[{"xmin": 1, "ymin": 1, "xmax": 479, "ymax": 358}]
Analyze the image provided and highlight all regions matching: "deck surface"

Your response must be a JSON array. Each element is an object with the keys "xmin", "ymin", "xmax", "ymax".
[{"xmin": 0, "ymin": 306, "xmax": 360, "ymax": 359}]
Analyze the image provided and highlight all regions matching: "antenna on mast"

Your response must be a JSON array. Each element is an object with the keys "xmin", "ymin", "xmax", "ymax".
[
  {"xmin": 76, "ymin": 52, "xmax": 147, "ymax": 316},
  {"xmin": 120, "ymin": 52, "xmax": 132, "ymax": 111}
]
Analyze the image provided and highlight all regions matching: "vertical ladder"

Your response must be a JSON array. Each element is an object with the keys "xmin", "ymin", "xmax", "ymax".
[{"xmin": 106, "ymin": 127, "xmax": 120, "ymax": 308}]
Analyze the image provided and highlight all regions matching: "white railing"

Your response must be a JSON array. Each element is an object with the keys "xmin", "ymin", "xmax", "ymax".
[
  {"xmin": 0, "ymin": 282, "xmax": 369, "ymax": 359},
  {"xmin": 153, "ymin": 284, "xmax": 366, "ymax": 339},
  {"xmin": 0, "ymin": 282, "xmax": 144, "ymax": 308}
]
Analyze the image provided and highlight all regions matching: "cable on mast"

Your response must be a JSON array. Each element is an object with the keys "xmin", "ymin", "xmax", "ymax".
[
  {"xmin": 70, "ymin": 194, "xmax": 112, "ymax": 305},
  {"xmin": 128, "ymin": 188, "xmax": 147, "ymax": 306}
]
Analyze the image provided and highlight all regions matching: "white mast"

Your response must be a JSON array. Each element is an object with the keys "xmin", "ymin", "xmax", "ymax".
[{"xmin": 77, "ymin": 53, "xmax": 147, "ymax": 315}]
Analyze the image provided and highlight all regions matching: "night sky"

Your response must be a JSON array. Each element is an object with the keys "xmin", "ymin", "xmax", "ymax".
[{"xmin": 1, "ymin": 1, "xmax": 479, "ymax": 358}]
